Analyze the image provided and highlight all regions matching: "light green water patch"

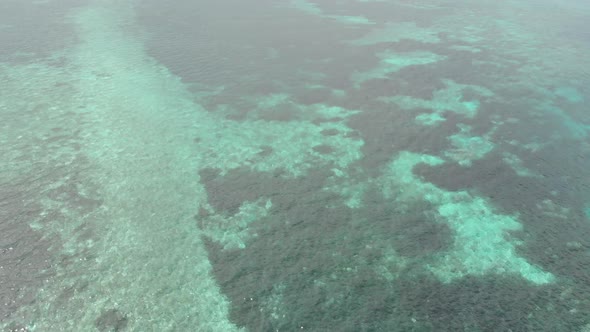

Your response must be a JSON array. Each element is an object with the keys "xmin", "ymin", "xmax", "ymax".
[
  {"xmin": 237, "ymin": 118, "xmax": 362, "ymax": 176},
  {"xmin": 305, "ymin": 83, "xmax": 325, "ymax": 90},
  {"xmin": 502, "ymin": 152, "xmax": 540, "ymax": 177},
  {"xmin": 199, "ymin": 199, "xmax": 273, "ymax": 250},
  {"xmin": 444, "ymin": 124, "xmax": 495, "ymax": 167},
  {"xmin": 536, "ymin": 199, "xmax": 570, "ymax": 220},
  {"xmin": 2, "ymin": 3, "xmax": 244, "ymax": 331},
  {"xmin": 585, "ymin": 206, "xmax": 590, "ymax": 220},
  {"xmin": 331, "ymin": 89, "xmax": 347, "ymax": 98},
  {"xmin": 524, "ymin": 85, "xmax": 590, "ymax": 140},
  {"xmin": 351, "ymin": 50, "xmax": 445, "ymax": 88},
  {"xmin": 290, "ymin": 0, "xmax": 374, "ymax": 25},
  {"xmin": 507, "ymin": 139, "xmax": 546, "ymax": 154},
  {"xmin": 415, "ymin": 112, "xmax": 446, "ymax": 126},
  {"xmin": 302, "ymin": 83, "xmax": 347, "ymax": 98},
  {"xmin": 291, "ymin": 0, "xmax": 321, "ymax": 15},
  {"xmin": 359, "ymin": 0, "xmax": 441, "ymax": 10},
  {"xmin": 554, "ymin": 86, "xmax": 584, "ymax": 103},
  {"xmin": 536, "ymin": 101, "xmax": 590, "ymax": 139},
  {"xmin": 312, "ymin": 103, "xmax": 359, "ymax": 118},
  {"xmin": 382, "ymin": 152, "xmax": 554, "ymax": 284},
  {"xmin": 249, "ymin": 92, "xmax": 359, "ymax": 121},
  {"xmin": 522, "ymin": 142, "xmax": 544, "ymax": 152},
  {"xmin": 380, "ymin": 79, "xmax": 494, "ymax": 126},
  {"xmin": 255, "ymin": 93, "xmax": 291, "ymax": 108},
  {"xmin": 327, "ymin": 15, "xmax": 373, "ymax": 25},
  {"xmin": 188, "ymin": 96, "xmax": 362, "ymax": 177},
  {"xmin": 348, "ymin": 22, "xmax": 441, "ymax": 46}
]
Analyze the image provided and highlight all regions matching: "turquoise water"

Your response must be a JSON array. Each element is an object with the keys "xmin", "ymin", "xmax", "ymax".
[{"xmin": 1, "ymin": 0, "xmax": 589, "ymax": 331}]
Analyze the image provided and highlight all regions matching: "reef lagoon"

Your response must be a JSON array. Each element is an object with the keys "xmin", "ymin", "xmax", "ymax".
[{"xmin": 1, "ymin": 0, "xmax": 590, "ymax": 331}]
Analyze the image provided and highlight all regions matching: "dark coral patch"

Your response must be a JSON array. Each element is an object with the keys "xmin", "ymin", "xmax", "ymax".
[
  {"xmin": 320, "ymin": 128, "xmax": 339, "ymax": 136},
  {"xmin": 312, "ymin": 144, "xmax": 334, "ymax": 155},
  {"xmin": 257, "ymin": 145, "xmax": 273, "ymax": 157},
  {"xmin": 95, "ymin": 309, "xmax": 128, "ymax": 332}
]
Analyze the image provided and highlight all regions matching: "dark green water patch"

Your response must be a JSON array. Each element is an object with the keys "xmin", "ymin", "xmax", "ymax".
[
  {"xmin": 395, "ymin": 274, "xmax": 590, "ymax": 331},
  {"xmin": 312, "ymin": 144, "xmax": 334, "ymax": 155},
  {"xmin": 414, "ymin": 152, "xmax": 542, "ymax": 204},
  {"xmin": 320, "ymin": 128, "xmax": 340, "ymax": 136},
  {"xmin": 0, "ymin": 156, "xmax": 101, "ymax": 321},
  {"xmin": 0, "ymin": 67, "xmax": 102, "ymax": 323},
  {"xmin": 201, "ymin": 164, "xmax": 459, "ymax": 330},
  {"xmin": 389, "ymin": 206, "xmax": 453, "ymax": 258},
  {"xmin": 95, "ymin": 309, "xmax": 128, "ymax": 332},
  {"xmin": 347, "ymin": 105, "xmax": 455, "ymax": 177},
  {"xmin": 198, "ymin": 166, "xmax": 334, "ymax": 217},
  {"xmin": 204, "ymin": 193, "xmax": 590, "ymax": 331},
  {"xmin": 0, "ymin": 184, "xmax": 54, "ymax": 321},
  {"xmin": 255, "ymin": 108, "xmax": 298, "ymax": 122},
  {"xmin": 137, "ymin": 0, "xmax": 374, "ymax": 92}
]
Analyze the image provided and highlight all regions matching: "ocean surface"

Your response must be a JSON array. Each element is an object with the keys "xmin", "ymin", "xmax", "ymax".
[{"xmin": 1, "ymin": 0, "xmax": 590, "ymax": 331}]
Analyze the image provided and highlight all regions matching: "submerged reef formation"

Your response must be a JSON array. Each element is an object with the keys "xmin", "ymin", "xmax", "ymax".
[{"xmin": 3, "ymin": 0, "xmax": 590, "ymax": 331}]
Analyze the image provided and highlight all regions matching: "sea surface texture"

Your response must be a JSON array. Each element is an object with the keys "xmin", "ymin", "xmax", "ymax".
[{"xmin": 1, "ymin": 0, "xmax": 590, "ymax": 331}]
